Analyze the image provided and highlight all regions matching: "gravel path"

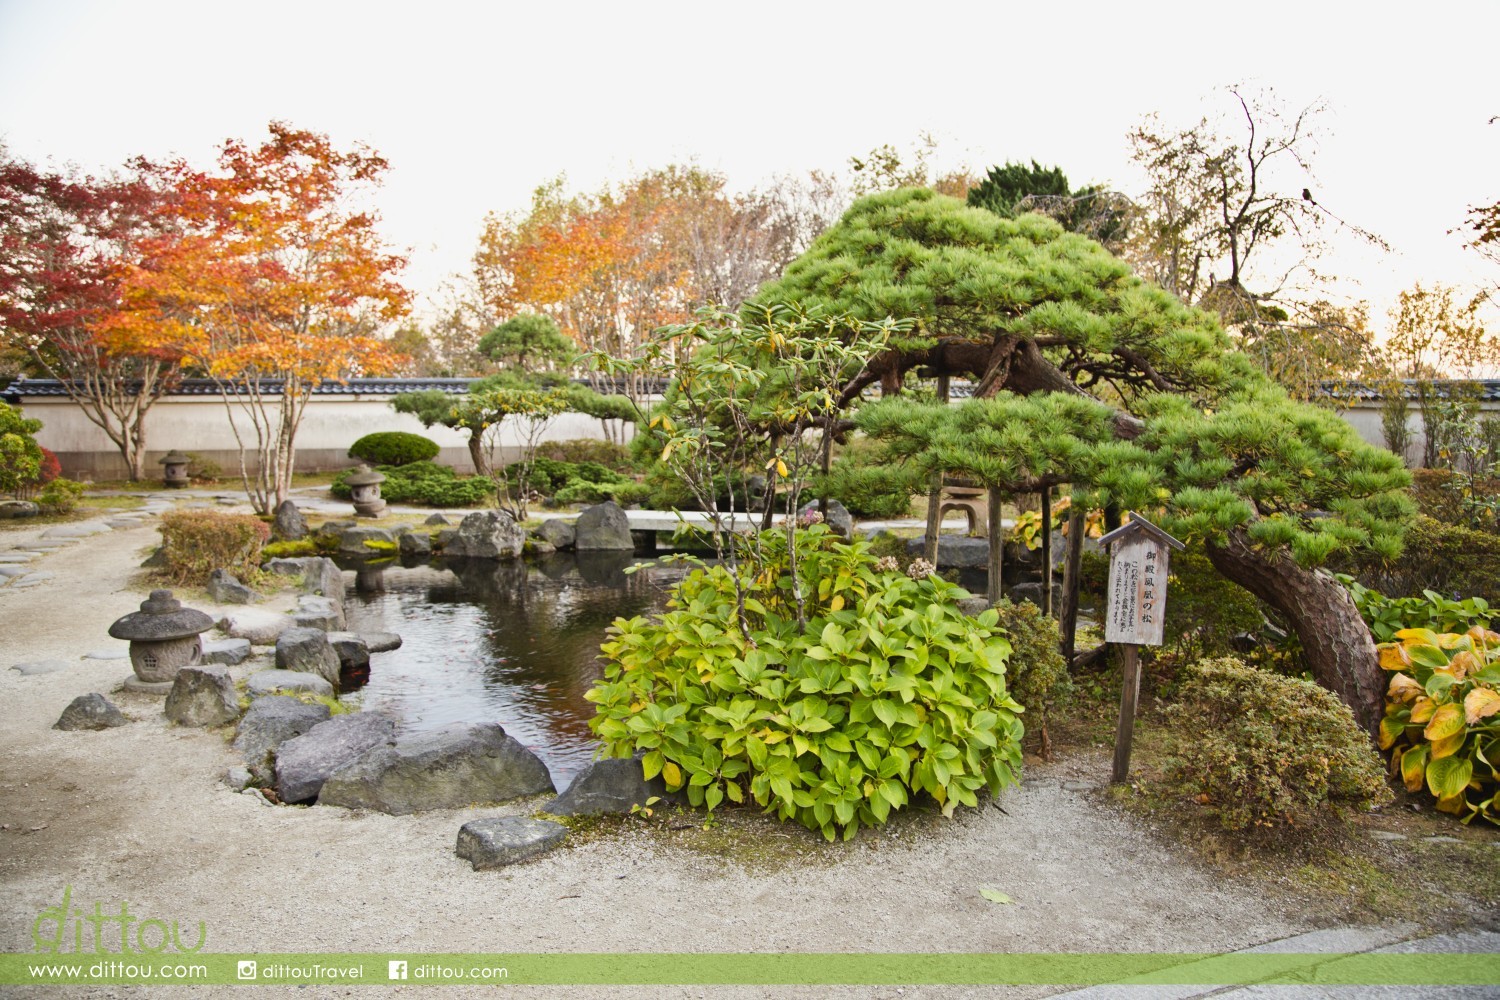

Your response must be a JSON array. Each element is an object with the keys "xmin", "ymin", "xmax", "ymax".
[{"xmin": 0, "ymin": 506, "xmax": 1483, "ymax": 999}]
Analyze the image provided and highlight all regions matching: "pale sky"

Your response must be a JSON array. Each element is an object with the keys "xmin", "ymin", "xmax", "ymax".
[{"xmin": 1, "ymin": 0, "xmax": 1495, "ymax": 333}]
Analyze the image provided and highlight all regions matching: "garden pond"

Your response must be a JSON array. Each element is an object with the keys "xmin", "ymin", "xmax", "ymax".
[{"xmin": 336, "ymin": 552, "xmax": 691, "ymax": 788}]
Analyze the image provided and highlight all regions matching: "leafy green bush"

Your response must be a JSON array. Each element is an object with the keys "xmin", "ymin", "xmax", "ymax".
[
  {"xmin": 588, "ymin": 525, "xmax": 1025, "ymax": 841},
  {"xmin": 990, "ymin": 599, "xmax": 1070, "ymax": 744},
  {"xmin": 536, "ymin": 438, "xmax": 636, "ymax": 471},
  {"xmin": 159, "ymin": 510, "xmax": 270, "ymax": 586},
  {"xmin": 1377, "ymin": 626, "xmax": 1500, "ymax": 825},
  {"xmin": 348, "ymin": 431, "xmax": 440, "ymax": 467},
  {"xmin": 553, "ymin": 479, "xmax": 651, "ymax": 507},
  {"xmin": 521, "ymin": 458, "xmax": 630, "ymax": 497},
  {"xmin": 1338, "ymin": 514, "xmax": 1500, "ymax": 609},
  {"xmin": 1160, "ymin": 545, "xmax": 1268, "ymax": 662},
  {"xmin": 0, "ymin": 401, "xmax": 43, "ymax": 497},
  {"xmin": 1343, "ymin": 577, "xmax": 1492, "ymax": 644},
  {"xmin": 35, "ymin": 477, "xmax": 85, "ymax": 514},
  {"xmin": 1162, "ymin": 657, "xmax": 1392, "ymax": 830},
  {"xmin": 330, "ymin": 462, "xmax": 493, "ymax": 507}
]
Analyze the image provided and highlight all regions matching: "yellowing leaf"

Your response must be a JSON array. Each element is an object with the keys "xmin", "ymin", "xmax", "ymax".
[
  {"xmin": 1378, "ymin": 714, "xmax": 1405, "ymax": 750},
  {"xmin": 1426, "ymin": 755, "xmax": 1474, "ymax": 799},
  {"xmin": 1387, "ymin": 673, "xmax": 1422, "ymax": 703},
  {"xmin": 1464, "ymin": 686, "xmax": 1500, "ymax": 725},
  {"xmin": 661, "ymin": 761, "xmax": 683, "ymax": 788},
  {"xmin": 1401, "ymin": 744, "xmax": 1430, "ymax": 792},
  {"xmin": 1378, "ymin": 644, "xmax": 1412, "ymax": 671},
  {"xmin": 830, "ymin": 594, "xmax": 845, "ymax": 612},
  {"xmin": 1429, "ymin": 730, "xmax": 1466, "ymax": 760},
  {"xmin": 1395, "ymin": 627, "xmax": 1443, "ymax": 646},
  {"xmin": 1449, "ymin": 651, "xmax": 1482, "ymax": 679},
  {"xmin": 979, "ymin": 888, "xmax": 1014, "ymax": 904},
  {"xmin": 1464, "ymin": 626, "xmax": 1500, "ymax": 649},
  {"xmin": 1410, "ymin": 697, "xmax": 1437, "ymax": 725},
  {"xmin": 776, "ymin": 459, "xmax": 789, "ymax": 478},
  {"xmin": 1423, "ymin": 702, "xmax": 1466, "ymax": 742}
]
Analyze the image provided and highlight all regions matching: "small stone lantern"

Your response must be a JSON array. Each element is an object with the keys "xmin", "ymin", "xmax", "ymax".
[
  {"xmin": 159, "ymin": 451, "xmax": 191, "ymax": 489},
  {"xmin": 346, "ymin": 464, "xmax": 387, "ymax": 518},
  {"xmin": 108, "ymin": 589, "xmax": 216, "ymax": 695}
]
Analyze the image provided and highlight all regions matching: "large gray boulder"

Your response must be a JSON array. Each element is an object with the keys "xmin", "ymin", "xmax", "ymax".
[
  {"xmin": 55, "ymin": 693, "xmax": 128, "ymax": 731},
  {"xmin": 234, "ymin": 695, "xmax": 331, "ymax": 781},
  {"xmin": 801, "ymin": 499, "xmax": 855, "ymax": 539},
  {"xmin": 325, "ymin": 632, "xmax": 370, "ymax": 672},
  {"xmin": 907, "ymin": 534, "xmax": 990, "ymax": 569},
  {"xmin": 272, "ymin": 500, "xmax": 308, "ymax": 541},
  {"xmin": 246, "ymin": 669, "xmax": 334, "ymax": 699},
  {"xmin": 455, "ymin": 816, "xmax": 567, "ymax": 870},
  {"xmin": 274, "ymin": 712, "xmax": 395, "ymax": 804},
  {"xmin": 294, "ymin": 595, "xmax": 344, "ymax": 632},
  {"xmin": 318, "ymin": 722, "xmax": 554, "ymax": 814},
  {"xmin": 274, "ymin": 627, "xmax": 340, "ymax": 687},
  {"xmin": 574, "ymin": 502, "xmax": 633, "ymax": 551},
  {"xmin": 446, "ymin": 511, "xmax": 525, "ymax": 560},
  {"xmin": 220, "ymin": 608, "xmax": 297, "ymax": 645},
  {"xmin": 398, "ymin": 531, "xmax": 431, "ymax": 557},
  {"xmin": 164, "ymin": 666, "xmax": 240, "ymax": 727},
  {"xmin": 364, "ymin": 632, "xmax": 403, "ymax": 653},
  {"xmin": 339, "ymin": 526, "xmax": 395, "ymax": 555},
  {"xmin": 201, "ymin": 637, "xmax": 252, "ymax": 666},
  {"xmin": 207, "ymin": 569, "xmax": 258, "ymax": 604},
  {"xmin": 543, "ymin": 757, "xmax": 672, "ymax": 817},
  {"xmin": 537, "ymin": 518, "xmax": 576, "ymax": 550}
]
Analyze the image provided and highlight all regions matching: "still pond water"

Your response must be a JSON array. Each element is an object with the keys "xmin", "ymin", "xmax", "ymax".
[{"xmin": 338, "ymin": 552, "xmax": 689, "ymax": 788}]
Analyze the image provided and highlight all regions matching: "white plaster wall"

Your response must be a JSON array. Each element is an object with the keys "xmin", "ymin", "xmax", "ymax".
[{"xmin": 19, "ymin": 393, "xmax": 634, "ymax": 480}]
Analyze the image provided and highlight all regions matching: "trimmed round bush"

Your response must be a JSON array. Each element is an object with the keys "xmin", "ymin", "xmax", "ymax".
[
  {"xmin": 348, "ymin": 431, "xmax": 440, "ymax": 467},
  {"xmin": 1162, "ymin": 656, "xmax": 1391, "ymax": 830}
]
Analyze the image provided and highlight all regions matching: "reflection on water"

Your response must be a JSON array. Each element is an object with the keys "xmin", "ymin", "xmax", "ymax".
[{"xmin": 340, "ymin": 552, "xmax": 687, "ymax": 788}]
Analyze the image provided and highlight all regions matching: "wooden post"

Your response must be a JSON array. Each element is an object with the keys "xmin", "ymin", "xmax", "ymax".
[
  {"xmin": 986, "ymin": 486, "xmax": 1004, "ymax": 604},
  {"xmin": 1040, "ymin": 488, "xmax": 1053, "ymax": 616},
  {"xmin": 924, "ymin": 374, "xmax": 950, "ymax": 565},
  {"xmin": 1099, "ymin": 513, "xmax": 1184, "ymax": 785},
  {"xmin": 1111, "ymin": 644, "xmax": 1141, "ymax": 783},
  {"xmin": 1060, "ymin": 507, "xmax": 1084, "ymax": 660}
]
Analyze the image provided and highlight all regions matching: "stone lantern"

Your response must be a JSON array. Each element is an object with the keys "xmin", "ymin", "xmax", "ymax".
[
  {"xmin": 108, "ymin": 589, "xmax": 216, "ymax": 695},
  {"xmin": 159, "ymin": 451, "xmax": 191, "ymax": 489},
  {"xmin": 346, "ymin": 464, "xmax": 387, "ymax": 518}
]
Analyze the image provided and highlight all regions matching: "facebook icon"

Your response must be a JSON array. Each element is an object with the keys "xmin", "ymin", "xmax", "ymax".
[{"xmin": 388, "ymin": 960, "xmax": 408, "ymax": 980}]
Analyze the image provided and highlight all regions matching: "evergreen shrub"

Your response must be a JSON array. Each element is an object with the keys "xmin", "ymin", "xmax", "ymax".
[
  {"xmin": 348, "ymin": 431, "xmax": 440, "ymax": 467},
  {"xmin": 330, "ymin": 462, "xmax": 493, "ymax": 507},
  {"xmin": 1162, "ymin": 657, "xmax": 1391, "ymax": 830}
]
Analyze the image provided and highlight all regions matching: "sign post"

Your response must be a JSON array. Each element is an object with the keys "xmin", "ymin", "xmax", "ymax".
[{"xmin": 1098, "ymin": 513, "xmax": 1184, "ymax": 784}]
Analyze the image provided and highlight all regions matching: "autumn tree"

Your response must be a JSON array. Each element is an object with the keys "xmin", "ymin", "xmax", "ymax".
[
  {"xmin": 1127, "ymin": 87, "xmax": 1384, "ymax": 394},
  {"xmin": 751, "ymin": 188, "xmax": 1413, "ymax": 733},
  {"xmin": 0, "ymin": 149, "xmax": 184, "ymax": 479},
  {"xmin": 110, "ymin": 123, "xmax": 409, "ymax": 512}
]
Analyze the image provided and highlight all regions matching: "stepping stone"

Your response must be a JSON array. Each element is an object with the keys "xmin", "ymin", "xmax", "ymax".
[
  {"xmin": 202, "ymin": 638, "xmax": 252, "ymax": 665},
  {"xmin": 245, "ymin": 669, "xmax": 334, "ymax": 699},
  {"xmin": 364, "ymin": 632, "xmax": 403, "ymax": 653},
  {"xmin": 456, "ymin": 817, "xmax": 567, "ymax": 870},
  {"xmin": 0, "ymin": 554, "xmax": 36, "ymax": 564},
  {"xmin": 25, "ymin": 541, "xmax": 73, "ymax": 550},
  {"xmin": 82, "ymin": 649, "xmax": 130, "ymax": 661},
  {"xmin": 1422, "ymin": 836, "xmax": 1463, "ymax": 844},
  {"xmin": 0, "ymin": 565, "xmax": 25, "ymax": 576},
  {"xmin": 42, "ymin": 523, "xmax": 109, "ymax": 538},
  {"xmin": 11, "ymin": 660, "xmax": 71, "ymax": 676},
  {"xmin": 1368, "ymin": 830, "xmax": 1407, "ymax": 841},
  {"xmin": 14, "ymin": 573, "xmax": 55, "ymax": 587},
  {"xmin": 106, "ymin": 518, "xmax": 144, "ymax": 529}
]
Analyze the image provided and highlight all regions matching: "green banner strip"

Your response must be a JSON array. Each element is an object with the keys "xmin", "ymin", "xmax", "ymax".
[{"xmin": 3, "ymin": 952, "xmax": 1498, "ymax": 986}]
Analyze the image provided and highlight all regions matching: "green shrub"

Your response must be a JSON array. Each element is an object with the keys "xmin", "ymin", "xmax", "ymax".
[
  {"xmin": 521, "ymin": 457, "xmax": 630, "ymax": 497},
  {"xmin": 330, "ymin": 462, "xmax": 493, "ymax": 507},
  {"xmin": 990, "ymin": 599, "xmax": 1070, "ymax": 744},
  {"xmin": 35, "ymin": 477, "xmax": 85, "ymax": 514},
  {"xmin": 1162, "ymin": 657, "xmax": 1392, "ymax": 830},
  {"xmin": 536, "ymin": 438, "xmax": 635, "ymax": 471},
  {"xmin": 184, "ymin": 452, "xmax": 221, "ymax": 485},
  {"xmin": 1376, "ymin": 626, "xmax": 1500, "ymax": 825},
  {"xmin": 1338, "ymin": 514, "xmax": 1500, "ymax": 607},
  {"xmin": 159, "ymin": 510, "xmax": 270, "ymax": 586},
  {"xmin": 0, "ymin": 401, "xmax": 43, "ymax": 497},
  {"xmin": 553, "ymin": 478, "xmax": 650, "ymax": 507},
  {"xmin": 588, "ymin": 524, "xmax": 1025, "ymax": 841},
  {"xmin": 348, "ymin": 431, "xmax": 440, "ymax": 467},
  {"xmin": 811, "ymin": 462, "xmax": 917, "ymax": 518},
  {"xmin": 1160, "ymin": 545, "xmax": 1268, "ymax": 662},
  {"xmin": 1343, "ymin": 576, "xmax": 1492, "ymax": 644}
]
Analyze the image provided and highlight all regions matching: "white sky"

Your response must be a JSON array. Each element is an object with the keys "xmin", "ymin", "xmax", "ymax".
[{"xmin": 1, "ymin": 0, "xmax": 1495, "ymax": 334}]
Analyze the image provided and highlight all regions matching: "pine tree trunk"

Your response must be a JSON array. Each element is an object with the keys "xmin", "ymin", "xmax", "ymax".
[{"xmin": 1206, "ymin": 526, "xmax": 1383, "ymax": 735}]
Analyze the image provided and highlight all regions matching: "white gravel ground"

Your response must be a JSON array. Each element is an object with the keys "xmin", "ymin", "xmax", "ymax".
[{"xmin": 0, "ymin": 512, "xmax": 1465, "ymax": 1000}]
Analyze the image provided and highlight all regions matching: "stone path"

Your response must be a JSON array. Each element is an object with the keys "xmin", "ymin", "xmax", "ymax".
[{"xmin": 0, "ymin": 495, "xmax": 175, "ymax": 596}]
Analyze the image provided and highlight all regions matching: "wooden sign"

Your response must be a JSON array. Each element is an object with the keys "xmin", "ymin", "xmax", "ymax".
[
  {"xmin": 1097, "ymin": 514, "xmax": 1183, "ymax": 784},
  {"xmin": 1100, "ymin": 516, "xmax": 1182, "ymax": 647}
]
